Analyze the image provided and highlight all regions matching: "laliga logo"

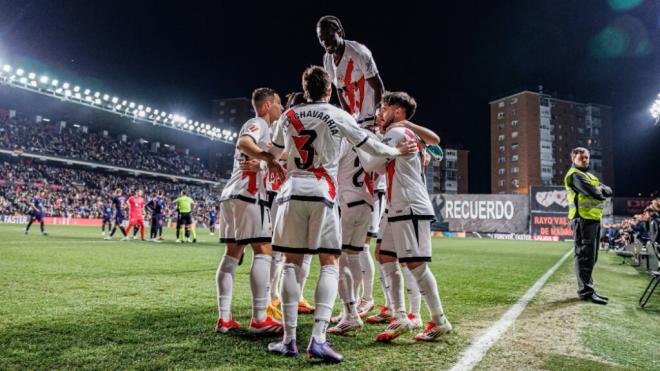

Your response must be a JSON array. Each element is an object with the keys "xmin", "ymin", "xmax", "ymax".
[{"xmin": 535, "ymin": 190, "xmax": 568, "ymax": 208}]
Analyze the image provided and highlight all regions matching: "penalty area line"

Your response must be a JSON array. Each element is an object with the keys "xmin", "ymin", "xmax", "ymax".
[{"xmin": 450, "ymin": 248, "xmax": 573, "ymax": 371}]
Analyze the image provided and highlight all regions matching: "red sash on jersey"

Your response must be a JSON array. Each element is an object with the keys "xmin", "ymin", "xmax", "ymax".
[
  {"xmin": 286, "ymin": 110, "xmax": 336, "ymax": 200},
  {"xmin": 342, "ymin": 59, "xmax": 366, "ymax": 115}
]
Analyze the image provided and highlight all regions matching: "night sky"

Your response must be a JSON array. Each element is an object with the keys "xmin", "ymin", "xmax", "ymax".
[{"xmin": 0, "ymin": 0, "xmax": 658, "ymax": 196}]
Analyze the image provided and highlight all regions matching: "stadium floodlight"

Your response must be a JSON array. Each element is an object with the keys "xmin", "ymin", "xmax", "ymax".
[
  {"xmin": 84, "ymin": 89, "xmax": 91, "ymax": 95},
  {"xmin": 19, "ymin": 77, "xmax": 27, "ymax": 84},
  {"xmin": 64, "ymin": 90, "xmax": 72, "ymax": 97},
  {"xmin": 115, "ymin": 104, "xmax": 122, "ymax": 110},
  {"xmin": 651, "ymin": 93, "xmax": 660, "ymax": 122},
  {"xmin": 73, "ymin": 86, "xmax": 80, "ymax": 92},
  {"xmin": 138, "ymin": 104, "xmax": 144, "ymax": 110},
  {"xmin": 167, "ymin": 114, "xmax": 173, "ymax": 119},
  {"xmin": 85, "ymin": 96, "xmax": 93, "ymax": 102},
  {"xmin": 62, "ymin": 82, "xmax": 70, "ymax": 89},
  {"xmin": 128, "ymin": 102, "xmax": 135, "ymax": 108},
  {"xmin": 28, "ymin": 72, "xmax": 36, "ymax": 79},
  {"xmin": 102, "ymin": 94, "xmax": 109, "ymax": 101},
  {"xmin": 16, "ymin": 68, "xmax": 24, "ymax": 76},
  {"xmin": 94, "ymin": 98, "xmax": 102, "ymax": 105},
  {"xmin": 138, "ymin": 111, "xmax": 146, "ymax": 117},
  {"xmin": 94, "ymin": 92, "xmax": 100, "ymax": 98},
  {"xmin": 55, "ymin": 88, "xmax": 63, "ymax": 94},
  {"xmin": 30, "ymin": 80, "xmax": 37, "ymax": 87},
  {"xmin": 2, "ymin": 64, "xmax": 11, "ymax": 72},
  {"xmin": 121, "ymin": 100, "xmax": 127, "ymax": 105},
  {"xmin": 111, "ymin": 97, "xmax": 118, "ymax": 103},
  {"xmin": 145, "ymin": 107, "xmax": 151, "ymax": 113},
  {"xmin": 74, "ymin": 92, "xmax": 81, "ymax": 99},
  {"xmin": 51, "ymin": 79, "xmax": 59, "ymax": 87},
  {"xmin": 39, "ymin": 75, "xmax": 49, "ymax": 84}
]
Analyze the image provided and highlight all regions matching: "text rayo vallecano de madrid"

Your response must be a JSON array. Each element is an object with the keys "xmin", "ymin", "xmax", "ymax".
[{"xmin": 444, "ymin": 200, "xmax": 515, "ymax": 220}]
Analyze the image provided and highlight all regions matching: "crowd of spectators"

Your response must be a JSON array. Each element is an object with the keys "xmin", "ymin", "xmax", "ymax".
[
  {"xmin": 0, "ymin": 111, "xmax": 222, "ymax": 180},
  {"xmin": 0, "ymin": 157, "xmax": 221, "ymax": 226},
  {"xmin": 602, "ymin": 199, "xmax": 660, "ymax": 260}
]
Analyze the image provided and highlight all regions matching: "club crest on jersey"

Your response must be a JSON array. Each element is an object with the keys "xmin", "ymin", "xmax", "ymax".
[{"xmin": 247, "ymin": 125, "xmax": 259, "ymax": 132}]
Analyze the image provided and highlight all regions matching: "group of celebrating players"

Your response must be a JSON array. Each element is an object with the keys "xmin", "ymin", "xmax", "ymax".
[{"xmin": 213, "ymin": 16, "xmax": 451, "ymax": 363}]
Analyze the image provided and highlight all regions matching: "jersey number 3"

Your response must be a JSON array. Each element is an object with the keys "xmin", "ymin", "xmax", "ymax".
[{"xmin": 293, "ymin": 130, "xmax": 317, "ymax": 170}]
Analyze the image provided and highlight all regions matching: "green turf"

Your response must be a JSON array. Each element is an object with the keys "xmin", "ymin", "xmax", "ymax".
[
  {"xmin": 541, "ymin": 353, "xmax": 636, "ymax": 371},
  {"xmin": 580, "ymin": 252, "xmax": 660, "ymax": 371},
  {"xmin": 0, "ymin": 225, "xmax": 571, "ymax": 369}
]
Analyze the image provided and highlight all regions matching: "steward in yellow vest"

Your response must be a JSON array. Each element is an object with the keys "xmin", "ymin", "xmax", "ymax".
[{"xmin": 564, "ymin": 147, "xmax": 612, "ymax": 305}]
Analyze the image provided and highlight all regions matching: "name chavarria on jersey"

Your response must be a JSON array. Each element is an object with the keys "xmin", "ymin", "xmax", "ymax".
[{"xmin": 271, "ymin": 102, "xmax": 400, "ymax": 206}]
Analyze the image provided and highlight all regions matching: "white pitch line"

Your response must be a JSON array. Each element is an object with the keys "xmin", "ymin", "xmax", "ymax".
[{"xmin": 450, "ymin": 248, "xmax": 573, "ymax": 371}]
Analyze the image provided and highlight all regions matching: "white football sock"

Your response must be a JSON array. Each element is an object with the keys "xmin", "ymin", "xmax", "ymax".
[
  {"xmin": 270, "ymin": 251, "xmax": 284, "ymax": 302},
  {"xmin": 216, "ymin": 255, "xmax": 239, "ymax": 321},
  {"xmin": 381, "ymin": 262, "xmax": 406, "ymax": 315},
  {"xmin": 299, "ymin": 254, "xmax": 312, "ymax": 295},
  {"xmin": 338, "ymin": 254, "xmax": 354, "ymax": 317},
  {"xmin": 359, "ymin": 247, "xmax": 375, "ymax": 301},
  {"xmin": 250, "ymin": 254, "xmax": 272, "ymax": 322},
  {"xmin": 403, "ymin": 266, "xmax": 421, "ymax": 317},
  {"xmin": 377, "ymin": 261, "xmax": 391, "ymax": 308},
  {"xmin": 282, "ymin": 263, "xmax": 301, "ymax": 343},
  {"xmin": 312, "ymin": 264, "xmax": 339, "ymax": 343},
  {"xmin": 410, "ymin": 263, "xmax": 446, "ymax": 325},
  {"xmin": 347, "ymin": 253, "xmax": 363, "ymax": 317}
]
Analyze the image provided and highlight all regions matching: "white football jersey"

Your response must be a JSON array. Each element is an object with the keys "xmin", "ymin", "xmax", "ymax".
[
  {"xmin": 338, "ymin": 139, "xmax": 374, "ymax": 207},
  {"xmin": 323, "ymin": 40, "xmax": 379, "ymax": 126},
  {"xmin": 220, "ymin": 117, "xmax": 271, "ymax": 202},
  {"xmin": 271, "ymin": 102, "xmax": 399, "ymax": 206},
  {"xmin": 358, "ymin": 127, "xmax": 434, "ymax": 217}
]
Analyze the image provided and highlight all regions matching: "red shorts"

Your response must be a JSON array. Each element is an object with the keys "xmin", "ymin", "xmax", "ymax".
[{"xmin": 129, "ymin": 217, "xmax": 144, "ymax": 226}]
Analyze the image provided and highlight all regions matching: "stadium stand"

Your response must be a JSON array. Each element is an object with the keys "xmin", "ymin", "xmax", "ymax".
[
  {"xmin": 0, "ymin": 109, "xmax": 221, "ymax": 181},
  {"xmin": 0, "ymin": 155, "xmax": 220, "ymax": 225}
]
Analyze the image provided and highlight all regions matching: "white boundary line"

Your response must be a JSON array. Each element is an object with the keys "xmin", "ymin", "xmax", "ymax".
[{"xmin": 450, "ymin": 248, "xmax": 573, "ymax": 371}]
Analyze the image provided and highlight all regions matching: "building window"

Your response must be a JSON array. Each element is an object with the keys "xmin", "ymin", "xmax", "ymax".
[
  {"xmin": 498, "ymin": 168, "xmax": 506, "ymax": 175},
  {"xmin": 497, "ymin": 112, "xmax": 504, "ymax": 119},
  {"xmin": 511, "ymin": 131, "xmax": 518, "ymax": 139},
  {"xmin": 511, "ymin": 143, "xmax": 519, "ymax": 150},
  {"xmin": 512, "ymin": 179, "xmax": 520, "ymax": 187},
  {"xmin": 498, "ymin": 156, "xmax": 506, "ymax": 164},
  {"xmin": 498, "ymin": 180, "xmax": 504, "ymax": 187},
  {"xmin": 498, "ymin": 146, "xmax": 505, "ymax": 152},
  {"xmin": 497, "ymin": 134, "xmax": 505, "ymax": 142},
  {"xmin": 498, "ymin": 123, "xmax": 504, "ymax": 130},
  {"xmin": 511, "ymin": 120, "xmax": 519, "ymax": 127},
  {"xmin": 511, "ymin": 109, "xmax": 518, "ymax": 116},
  {"xmin": 511, "ymin": 154, "xmax": 518, "ymax": 162},
  {"xmin": 510, "ymin": 97, "xmax": 518, "ymax": 104},
  {"xmin": 498, "ymin": 101, "xmax": 505, "ymax": 108},
  {"xmin": 511, "ymin": 167, "xmax": 520, "ymax": 173}
]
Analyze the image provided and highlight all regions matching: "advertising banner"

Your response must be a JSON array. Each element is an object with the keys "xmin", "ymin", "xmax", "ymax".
[
  {"xmin": 0, "ymin": 215, "xmax": 30, "ymax": 224},
  {"xmin": 530, "ymin": 212, "xmax": 572, "ymax": 240},
  {"xmin": 431, "ymin": 194, "xmax": 529, "ymax": 233},
  {"xmin": 530, "ymin": 186, "xmax": 568, "ymax": 214},
  {"xmin": 44, "ymin": 217, "xmax": 103, "ymax": 226}
]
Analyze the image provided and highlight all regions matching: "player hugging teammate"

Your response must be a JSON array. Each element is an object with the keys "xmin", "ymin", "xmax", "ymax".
[{"xmin": 213, "ymin": 15, "xmax": 450, "ymax": 364}]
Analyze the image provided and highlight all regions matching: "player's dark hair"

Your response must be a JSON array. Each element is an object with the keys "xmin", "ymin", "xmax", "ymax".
[
  {"xmin": 317, "ymin": 15, "xmax": 345, "ymax": 37},
  {"xmin": 302, "ymin": 66, "xmax": 331, "ymax": 101},
  {"xmin": 285, "ymin": 92, "xmax": 306, "ymax": 109},
  {"xmin": 382, "ymin": 91, "xmax": 417, "ymax": 119},
  {"xmin": 252, "ymin": 87, "xmax": 277, "ymax": 110},
  {"xmin": 181, "ymin": 190, "xmax": 187, "ymax": 196},
  {"xmin": 571, "ymin": 147, "xmax": 589, "ymax": 159}
]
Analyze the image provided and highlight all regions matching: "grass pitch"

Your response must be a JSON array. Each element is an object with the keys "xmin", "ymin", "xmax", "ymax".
[{"xmin": 0, "ymin": 225, "xmax": 656, "ymax": 370}]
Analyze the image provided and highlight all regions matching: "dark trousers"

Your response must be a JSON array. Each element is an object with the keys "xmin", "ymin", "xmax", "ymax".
[{"xmin": 571, "ymin": 218, "xmax": 600, "ymax": 297}]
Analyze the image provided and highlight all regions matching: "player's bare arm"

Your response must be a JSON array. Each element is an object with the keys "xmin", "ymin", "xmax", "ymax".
[
  {"xmin": 237, "ymin": 135, "xmax": 284, "ymax": 180},
  {"xmin": 388, "ymin": 120, "xmax": 440, "ymax": 145}
]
